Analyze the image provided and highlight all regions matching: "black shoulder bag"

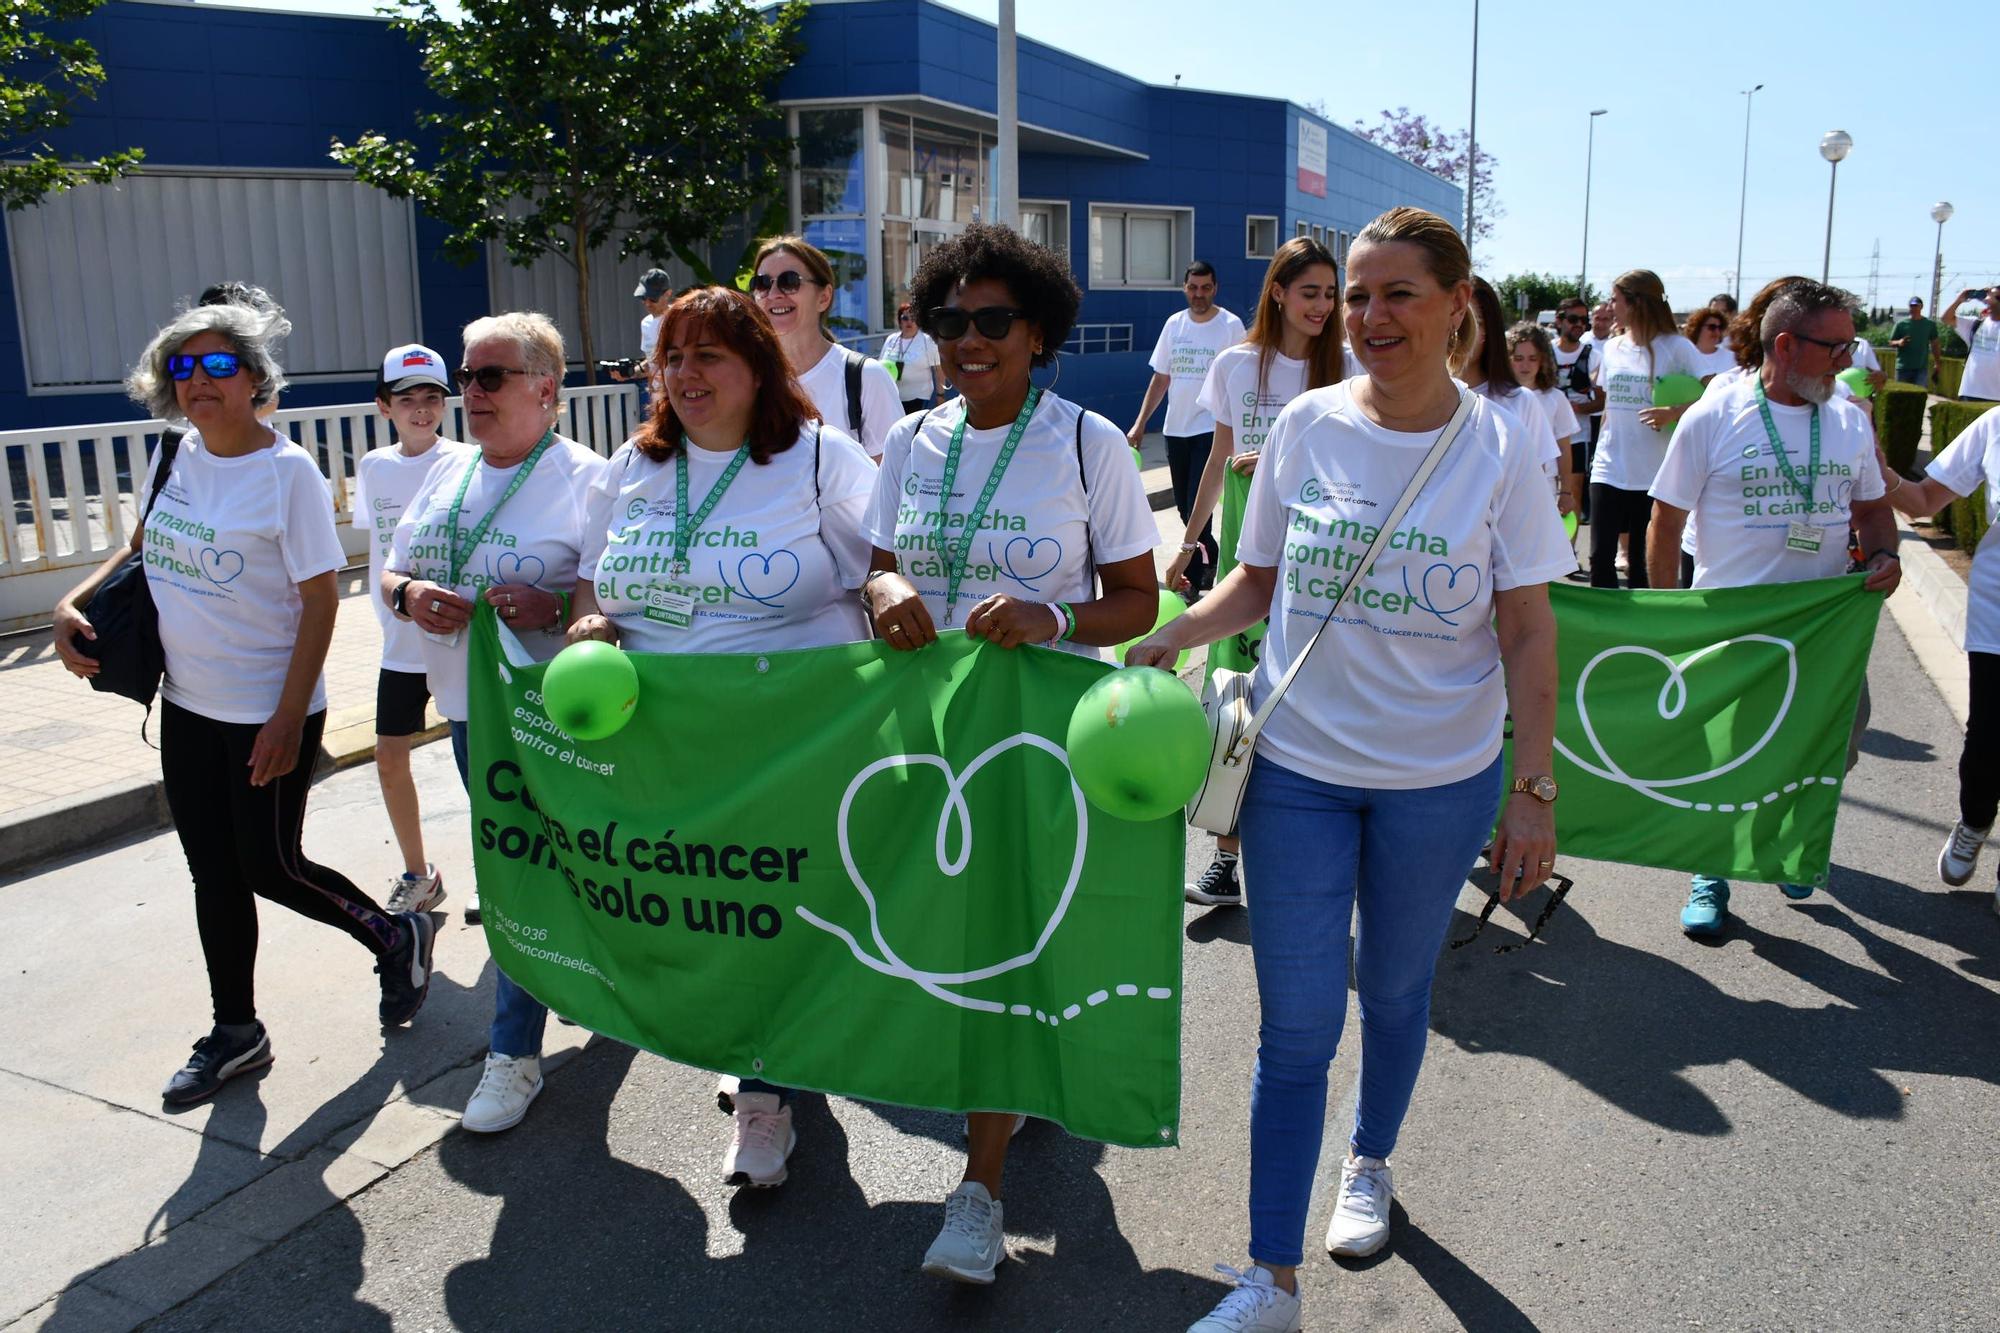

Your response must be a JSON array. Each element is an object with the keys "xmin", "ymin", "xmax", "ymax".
[{"xmin": 79, "ymin": 428, "xmax": 183, "ymax": 708}]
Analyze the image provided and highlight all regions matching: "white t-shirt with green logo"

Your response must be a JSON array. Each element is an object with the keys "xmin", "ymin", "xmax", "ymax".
[
  {"xmin": 353, "ymin": 439, "xmax": 474, "ymax": 672},
  {"xmin": 1149, "ymin": 307, "xmax": 1246, "ymax": 437},
  {"xmin": 862, "ymin": 392, "xmax": 1160, "ymax": 659},
  {"xmin": 1649, "ymin": 374, "xmax": 1884, "ymax": 589},
  {"xmin": 1196, "ymin": 344, "xmax": 1308, "ymax": 457},
  {"xmin": 882, "ymin": 331, "xmax": 941, "ymax": 401},
  {"xmin": 797, "ymin": 345, "xmax": 904, "ymax": 459},
  {"xmin": 141, "ymin": 430, "xmax": 347, "ymax": 724},
  {"xmin": 387, "ymin": 435, "xmax": 606, "ymax": 720},
  {"xmin": 1925, "ymin": 409, "xmax": 2000, "ymax": 652},
  {"xmin": 1590, "ymin": 332, "xmax": 1706, "ymax": 490},
  {"xmin": 1954, "ymin": 315, "xmax": 2000, "ymax": 400},
  {"xmin": 579, "ymin": 425, "xmax": 874, "ymax": 654},
  {"xmin": 1235, "ymin": 384, "xmax": 1574, "ymax": 789}
]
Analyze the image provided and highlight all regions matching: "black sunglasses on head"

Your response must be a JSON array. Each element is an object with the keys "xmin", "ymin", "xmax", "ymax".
[
  {"xmin": 455, "ymin": 365, "xmax": 534, "ymax": 392},
  {"xmin": 928, "ymin": 306, "xmax": 1026, "ymax": 341},
  {"xmin": 750, "ymin": 271, "xmax": 824, "ymax": 295},
  {"xmin": 169, "ymin": 351, "xmax": 243, "ymax": 380}
]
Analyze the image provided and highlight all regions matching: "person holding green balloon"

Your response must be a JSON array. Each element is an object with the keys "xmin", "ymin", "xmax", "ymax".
[
  {"xmin": 566, "ymin": 285, "xmax": 879, "ymax": 1190},
  {"xmin": 860, "ymin": 222, "xmax": 1159, "ymax": 1287}
]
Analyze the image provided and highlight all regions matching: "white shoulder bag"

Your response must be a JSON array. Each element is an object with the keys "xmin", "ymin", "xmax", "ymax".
[{"xmin": 1187, "ymin": 389, "xmax": 1476, "ymax": 834}]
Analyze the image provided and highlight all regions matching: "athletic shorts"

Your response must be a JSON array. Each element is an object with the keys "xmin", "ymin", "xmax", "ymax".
[{"xmin": 376, "ymin": 668, "xmax": 432, "ymax": 738}]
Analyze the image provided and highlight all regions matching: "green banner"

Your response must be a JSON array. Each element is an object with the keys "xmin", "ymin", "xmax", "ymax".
[
  {"xmin": 467, "ymin": 611, "xmax": 1184, "ymax": 1148},
  {"xmin": 1542, "ymin": 575, "xmax": 1881, "ymax": 886},
  {"xmin": 1205, "ymin": 468, "xmax": 1266, "ymax": 681}
]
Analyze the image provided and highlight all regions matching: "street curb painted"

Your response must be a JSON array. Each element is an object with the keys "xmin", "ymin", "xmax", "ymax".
[{"xmin": 1890, "ymin": 523, "xmax": 1971, "ymax": 727}]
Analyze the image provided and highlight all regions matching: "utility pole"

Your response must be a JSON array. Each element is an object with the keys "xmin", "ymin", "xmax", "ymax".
[
  {"xmin": 995, "ymin": 0, "xmax": 1018, "ymax": 229},
  {"xmin": 1464, "ymin": 0, "xmax": 1479, "ymax": 244},
  {"xmin": 1732, "ymin": 83, "xmax": 1762, "ymax": 304},
  {"xmin": 1867, "ymin": 238, "xmax": 1880, "ymax": 314}
]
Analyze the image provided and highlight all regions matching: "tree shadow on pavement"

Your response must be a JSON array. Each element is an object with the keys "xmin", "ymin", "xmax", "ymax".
[{"xmin": 1428, "ymin": 872, "xmax": 2000, "ymax": 1135}]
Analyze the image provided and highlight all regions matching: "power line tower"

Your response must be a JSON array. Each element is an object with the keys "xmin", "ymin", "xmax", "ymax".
[{"xmin": 1866, "ymin": 238, "xmax": 1880, "ymax": 315}]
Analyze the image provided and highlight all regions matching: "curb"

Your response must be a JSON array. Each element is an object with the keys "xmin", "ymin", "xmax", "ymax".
[{"xmin": 1889, "ymin": 522, "xmax": 1971, "ymax": 727}]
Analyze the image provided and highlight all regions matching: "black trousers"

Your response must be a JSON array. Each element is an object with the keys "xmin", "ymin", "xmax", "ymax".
[
  {"xmin": 1166, "ymin": 431, "xmax": 1217, "ymax": 591},
  {"xmin": 1588, "ymin": 482, "xmax": 1653, "ymax": 588},
  {"xmin": 1963, "ymin": 653, "xmax": 2000, "ymax": 830},
  {"xmin": 161, "ymin": 700, "xmax": 396, "ymax": 1025}
]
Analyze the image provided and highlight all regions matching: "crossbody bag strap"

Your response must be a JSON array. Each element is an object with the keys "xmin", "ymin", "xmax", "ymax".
[
  {"xmin": 1227, "ymin": 388, "xmax": 1475, "ymax": 760},
  {"xmin": 143, "ymin": 427, "xmax": 184, "ymax": 523}
]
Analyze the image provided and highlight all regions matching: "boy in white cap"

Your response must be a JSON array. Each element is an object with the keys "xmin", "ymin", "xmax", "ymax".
[{"xmin": 354, "ymin": 344, "xmax": 474, "ymax": 916}]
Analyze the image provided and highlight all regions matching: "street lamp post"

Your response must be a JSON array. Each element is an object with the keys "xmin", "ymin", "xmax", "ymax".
[
  {"xmin": 1931, "ymin": 201, "xmax": 1954, "ymax": 316},
  {"xmin": 1580, "ymin": 108, "xmax": 1607, "ymax": 298},
  {"xmin": 1819, "ymin": 130, "xmax": 1852, "ymax": 285},
  {"xmin": 1465, "ymin": 0, "xmax": 1480, "ymax": 243},
  {"xmin": 1732, "ymin": 83, "xmax": 1762, "ymax": 303}
]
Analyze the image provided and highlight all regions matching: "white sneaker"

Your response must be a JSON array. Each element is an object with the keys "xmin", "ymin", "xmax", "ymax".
[
  {"xmin": 722, "ymin": 1092, "xmax": 796, "ymax": 1187},
  {"xmin": 385, "ymin": 864, "xmax": 445, "ymax": 914},
  {"xmin": 1939, "ymin": 821, "xmax": 1989, "ymax": 886},
  {"xmin": 465, "ymin": 885, "xmax": 482, "ymax": 923},
  {"xmin": 921, "ymin": 1181, "xmax": 1006, "ymax": 1283},
  {"xmin": 1325, "ymin": 1153, "xmax": 1393, "ymax": 1257},
  {"xmin": 961, "ymin": 1112, "xmax": 1028, "ymax": 1141},
  {"xmin": 1187, "ymin": 1264, "xmax": 1301, "ymax": 1332},
  {"xmin": 462, "ymin": 1053, "xmax": 542, "ymax": 1133}
]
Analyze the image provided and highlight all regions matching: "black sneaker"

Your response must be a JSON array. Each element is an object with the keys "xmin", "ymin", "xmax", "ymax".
[
  {"xmin": 162, "ymin": 1023, "xmax": 272, "ymax": 1106},
  {"xmin": 377, "ymin": 910, "xmax": 437, "ymax": 1027},
  {"xmin": 1185, "ymin": 854, "xmax": 1243, "ymax": 906}
]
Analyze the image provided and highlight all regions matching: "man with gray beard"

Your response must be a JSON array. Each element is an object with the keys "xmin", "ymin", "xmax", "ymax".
[{"xmin": 1645, "ymin": 278, "xmax": 1902, "ymax": 936}]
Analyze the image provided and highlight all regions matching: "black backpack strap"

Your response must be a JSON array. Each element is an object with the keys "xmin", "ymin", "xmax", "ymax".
[
  {"xmin": 814, "ymin": 421, "xmax": 823, "ymax": 505},
  {"xmin": 843, "ymin": 347, "xmax": 864, "ymax": 437},
  {"xmin": 145, "ymin": 426, "xmax": 185, "ymax": 522},
  {"xmin": 1073, "ymin": 403, "xmax": 1098, "ymax": 595}
]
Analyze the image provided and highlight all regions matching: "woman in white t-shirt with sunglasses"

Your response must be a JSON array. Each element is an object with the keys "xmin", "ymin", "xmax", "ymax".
[
  {"xmin": 1130, "ymin": 207, "xmax": 1570, "ymax": 1333},
  {"xmin": 749, "ymin": 235, "xmax": 903, "ymax": 457}
]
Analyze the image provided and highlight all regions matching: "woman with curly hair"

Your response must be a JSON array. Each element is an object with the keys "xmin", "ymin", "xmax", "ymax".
[{"xmin": 861, "ymin": 221, "xmax": 1160, "ymax": 1285}]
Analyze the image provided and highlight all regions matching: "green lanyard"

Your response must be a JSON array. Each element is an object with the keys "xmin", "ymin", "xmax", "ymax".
[
  {"xmin": 1751, "ymin": 378, "xmax": 1819, "ymax": 510},
  {"xmin": 671, "ymin": 439, "xmax": 751, "ymax": 576},
  {"xmin": 446, "ymin": 428, "xmax": 552, "ymax": 586},
  {"xmin": 935, "ymin": 386, "xmax": 1041, "ymax": 625}
]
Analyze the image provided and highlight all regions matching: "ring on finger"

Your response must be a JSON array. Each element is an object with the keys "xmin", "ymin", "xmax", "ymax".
[
  {"xmin": 429, "ymin": 599, "xmax": 441, "ymax": 613},
  {"xmin": 506, "ymin": 606, "xmax": 517, "ymax": 619}
]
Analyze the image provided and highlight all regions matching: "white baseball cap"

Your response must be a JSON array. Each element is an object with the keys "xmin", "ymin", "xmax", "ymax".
[{"xmin": 378, "ymin": 343, "xmax": 451, "ymax": 395}]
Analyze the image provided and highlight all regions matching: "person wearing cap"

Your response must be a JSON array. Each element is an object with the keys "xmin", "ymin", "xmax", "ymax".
[
  {"xmin": 356, "ymin": 344, "xmax": 474, "ymax": 918},
  {"xmin": 1890, "ymin": 298, "xmax": 1941, "ymax": 389},
  {"xmin": 609, "ymin": 269, "xmax": 674, "ymax": 383}
]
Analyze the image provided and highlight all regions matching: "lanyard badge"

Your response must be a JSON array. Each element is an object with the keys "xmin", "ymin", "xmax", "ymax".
[{"xmin": 1751, "ymin": 380, "xmax": 1823, "ymax": 555}]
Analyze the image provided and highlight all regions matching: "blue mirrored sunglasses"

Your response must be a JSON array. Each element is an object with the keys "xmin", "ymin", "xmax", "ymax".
[{"xmin": 168, "ymin": 351, "xmax": 244, "ymax": 380}]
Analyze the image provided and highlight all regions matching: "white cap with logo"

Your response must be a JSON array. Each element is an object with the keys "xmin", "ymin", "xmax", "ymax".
[{"xmin": 378, "ymin": 343, "xmax": 452, "ymax": 395}]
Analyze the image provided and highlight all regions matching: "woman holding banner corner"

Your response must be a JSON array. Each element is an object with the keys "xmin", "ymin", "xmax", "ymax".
[
  {"xmin": 1127, "ymin": 207, "xmax": 1570, "ymax": 1333},
  {"xmin": 860, "ymin": 221, "xmax": 1160, "ymax": 1285}
]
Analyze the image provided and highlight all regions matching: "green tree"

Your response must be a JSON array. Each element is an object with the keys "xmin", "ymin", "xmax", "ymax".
[
  {"xmin": 333, "ymin": 0, "xmax": 803, "ymax": 380},
  {"xmin": 1495, "ymin": 272, "xmax": 1601, "ymax": 321},
  {"xmin": 1, "ymin": 0, "xmax": 144, "ymax": 211}
]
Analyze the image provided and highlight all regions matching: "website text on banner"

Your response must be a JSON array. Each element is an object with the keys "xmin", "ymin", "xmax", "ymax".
[
  {"xmin": 467, "ymin": 610, "xmax": 1185, "ymax": 1148},
  {"xmin": 1533, "ymin": 576, "xmax": 1881, "ymax": 887}
]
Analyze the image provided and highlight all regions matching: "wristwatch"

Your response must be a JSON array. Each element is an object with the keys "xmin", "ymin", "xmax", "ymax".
[
  {"xmin": 391, "ymin": 577, "xmax": 414, "ymax": 618},
  {"xmin": 1510, "ymin": 774, "xmax": 1559, "ymax": 803}
]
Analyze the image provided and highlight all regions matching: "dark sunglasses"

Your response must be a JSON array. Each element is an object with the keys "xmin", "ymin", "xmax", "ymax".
[
  {"xmin": 1786, "ymin": 331, "xmax": 1854, "ymax": 362},
  {"xmin": 168, "ymin": 351, "xmax": 242, "ymax": 380},
  {"xmin": 750, "ymin": 271, "xmax": 823, "ymax": 295},
  {"xmin": 928, "ymin": 306, "xmax": 1026, "ymax": 341},
  {"xmin": 1703, "ymin": 322, "xmax": 1727, "ymax": 333},
  {"xmin": 455, "ymin": 365, "xmax": 535, "ymax": 392},
  {"xmin": 1558, "ymin": 314, "xmax": 1586, "ymax": 324}
]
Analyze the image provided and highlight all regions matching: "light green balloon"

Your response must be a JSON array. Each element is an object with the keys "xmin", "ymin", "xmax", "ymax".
[
  {"xmin": 542, "ymin": 640, "xmax": 639, "ymax": 741},
  {"xmin": 1065, "ymin": 667, "xmax": 1210, "ymax": 823},
  {"xmin": 1118, "ymin": 589, "xmax": 1191, "ymax": 671}
]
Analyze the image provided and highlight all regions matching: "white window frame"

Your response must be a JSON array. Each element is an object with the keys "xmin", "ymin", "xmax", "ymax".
[
  {"xmin": 1087, "ymin": 203, "xmax": 1195, "ymax": 291},
  {"xmin": 1019, "ymin": 198, "xmax": 1070, "ymax": 265},
  {"xmin": 1245, "ymin": 214, "xmax": 1278, "ymax": 260}
]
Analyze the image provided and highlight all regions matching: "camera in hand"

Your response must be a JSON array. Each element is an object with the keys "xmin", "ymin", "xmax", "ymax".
[{"xmin": 596, "ymin": 358, "xmax": 644, "ymax": 380}]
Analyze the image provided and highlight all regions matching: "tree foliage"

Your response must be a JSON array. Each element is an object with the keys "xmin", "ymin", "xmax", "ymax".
[
  {"xmin": 1346, "ymin": 106, "xmax": 1500, "ymax": 246},
  {"xmin": 0, "ymin": 0, "xmax": 144, "ymax": 211},
  {"xmin": 1495, "ymin": 272, "xmax": 1601, "ymax": 321},
  {"xmin": 333, "ymin": 0, "xmax": 803, "ymax": 378}
]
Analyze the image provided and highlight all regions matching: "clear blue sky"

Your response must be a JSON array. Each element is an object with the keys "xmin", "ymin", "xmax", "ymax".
[{"xmin": 210, "ymin": 0, "xmax": 2000, "ymax": 313}]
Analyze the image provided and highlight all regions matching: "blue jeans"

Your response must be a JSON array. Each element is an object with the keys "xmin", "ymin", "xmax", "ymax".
[
  {"xmin": 1894, "ymin": 364, "xmax": 1929, "ymax": 387},
  {"xmin": 1237, "ymin": 753, "xmax": 1502, "ymax": 1269},
  {"xmin": 451, "ymin": 720, "xmax": 550, "ymax": 1059}
]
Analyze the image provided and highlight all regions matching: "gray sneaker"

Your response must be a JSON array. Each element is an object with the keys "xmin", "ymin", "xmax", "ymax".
[
  {"xmin": 1939, "ymin": 822, "xmax": 1989, "ymax": 886},
  {"xmin": 376, "ymin": 911, "xmax": 436, "ymax": 1026},
  {"xmin": 162, "ymin": 1023, "xmax": 272, "ymax": 1106},
  {"xmin": 385, "ymin": 865, "xmax": 445, "ymax": 914},
  {"xmin": 922, "ymin": 1182, "xmax": 1006, "ymax": 1283}
]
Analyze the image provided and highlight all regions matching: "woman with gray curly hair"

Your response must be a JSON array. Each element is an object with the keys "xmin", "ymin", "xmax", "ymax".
[{"xmin": 51, "ymin": 299, "xmax": 439, "ymax": 1108}]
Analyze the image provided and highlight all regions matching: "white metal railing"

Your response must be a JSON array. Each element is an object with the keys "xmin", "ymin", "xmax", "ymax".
[
  {"xmin": 1063, "ymin": 323, "xmax": 1135, "ymax": 355},
  {"xmin": 0, "ymin": 382, "xmax": 641, "ymax": 629}
]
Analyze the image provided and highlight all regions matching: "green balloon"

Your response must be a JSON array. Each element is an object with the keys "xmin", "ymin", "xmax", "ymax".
[
  {"xmin": 542, "ymin": 640, "xmax": 639, "ymax": 741},
  {"xmin": 1118, "ymin": 589, "xmax": 1191, "ymax": 671},
  {"xmin": 1837, "ymin": 366, "xmax": 1874, "ymax": 399},
  {"xmin": 1130, "ymin": 446, "xmax": 1144, "ymax": 471},
  {"xmin": 1652, "ymin": 373, "xmax": 1705, "ymax": 408},
  {"xmin": 1564, "ymin": 509, "xmax": 1579, "ymax": 542},
  {"xmin": 1065, "ymin": 667, "xmax": 1210, "ymax": 823}
]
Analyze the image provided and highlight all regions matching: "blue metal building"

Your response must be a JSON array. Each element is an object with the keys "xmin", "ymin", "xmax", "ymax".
[{"xmin": 0, "ymin": 0, "xmax": 1459, "ymax": 432}]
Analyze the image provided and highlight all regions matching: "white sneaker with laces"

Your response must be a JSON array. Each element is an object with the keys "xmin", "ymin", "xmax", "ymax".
[
  {"xmin": 1187, "ymin": 1264, "xmax": 1301, "ymax": 1333},
  {"xmin": 722, "ymin": 1092, "xmax": 796, "ymax": 1187},
  {"xmin": 1938, "ymin": 821, "xmax": 1989, "ymax": 886},
  {"xmin": 921, "ymin": 1181, "xmax": 1006, "ymax": 1283},
  {"xmin": 465, "ymin": 885, "xmax": 483, "ymax": 923},
  {"xmin": 462, "ymin": 1053, "xmax": 542, "ymax": 1133},
  {"xmin": 385, "ymin": 864, "xmax": 445, "ymax": 914},
  {"xmin": 1325, "ymin": 1153, "xmax": 1393, "ymax": 1257}
]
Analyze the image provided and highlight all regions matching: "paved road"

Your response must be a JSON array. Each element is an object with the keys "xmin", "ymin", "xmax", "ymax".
[{"xmin": 6, "ymin": 606, "xmax": 1997, "ymax": 1332}]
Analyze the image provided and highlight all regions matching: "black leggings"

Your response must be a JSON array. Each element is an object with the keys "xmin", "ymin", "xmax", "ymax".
[
  {"xmin": 1962, "ymin": 653, "xmax": 2000, "ymax": 830},
  {"xmin": 161, "ymin": 700, "xmax": 397, "ymax": 1025},
  {"xmin": 1589, "ymin": 483, "xmax": 1653, "ymax": 588},
  {"xmin": 1166, "ymin": 431, "xmax": 1217, "ymax": 590}
]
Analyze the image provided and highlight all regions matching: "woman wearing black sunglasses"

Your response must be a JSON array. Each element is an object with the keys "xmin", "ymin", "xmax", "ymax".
[
  {"xmin": 50, "ymin": 300, "xmax": 438, "ymax": 1107},
  {"xmin": 859, "ymin": 222, "xmax": 1160, "ymax": 1287},
  {"xmin": 749, "ymin": 236, "xmax": 903, "ymax": 459}
]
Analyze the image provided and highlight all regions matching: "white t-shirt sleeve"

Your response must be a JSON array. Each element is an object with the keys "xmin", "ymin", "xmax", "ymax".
[
  {"xmin": 861, "ymin": 413, "xmax": 918, "ymax": 551},
  {"xmin": 276, "ymin": 453, "xmax": 346, "ymax": 583},
  {"xmin": 1853, "ymin": 340, "xmax": 1881, "ymax": 372},
  {"xmin": 1077, "ymin": 410, "xmax": 1160, "ymax": 564},
  {"xmin": 1148, "ymin": 316, "xmax": 1176, "ymax": 376},
  {"xmin": 814, "ymin": 425, "xmax": 878, "ymax": 588},
  {"xmin": 350, "ymin": 460, "xmax": 371, "ymax": 533},
  {"xmin": 1486, "ymin": 406, "xmax": 1578, "ymax": 591},
  {"xmin": 1648, "ymin": 395, "xmax": 1721, "ymax": 513},
  {"xmin": 1234, "ymin": 398, "xmax": 1305, "ymax": 568},
  {"xmin": 1543, "ymin": 390, "xmax": 1580, "ymax": 441},
  {"xmin": 857, "ymin": 359, "xmax": 904, "ymax": 459},
  {"xmin": 1195, "ymin": 353, "xmax": 1227, "ymax": 423},
  {"xmin": 1956, "ymin": 315, "xmax": 1980, "ymax": 343},
  {"xmin": 1832, "ymin": 401, "xmax": 1887, "ymax": 501},
  {"xmin": 1926, "ymin": 411, "xmax": 1998, "ymax": 499},
  {"xmin": 387, "ymin": 462, "xmax": 449, "ymax": 573},
  {"xmin": 576, "ymin": 444, "xmax": 632, "ymax": 582}
]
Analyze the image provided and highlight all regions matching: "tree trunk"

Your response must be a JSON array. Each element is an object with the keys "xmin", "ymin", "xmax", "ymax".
[{"xmin": 575, "ymin": 219, "xmax": 597, "ymax": 386}]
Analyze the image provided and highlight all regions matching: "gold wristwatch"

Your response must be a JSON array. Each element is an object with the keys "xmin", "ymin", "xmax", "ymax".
[{"xmin": 1510, "ymin": 774, "xmax": 1558, "ymax": 803}]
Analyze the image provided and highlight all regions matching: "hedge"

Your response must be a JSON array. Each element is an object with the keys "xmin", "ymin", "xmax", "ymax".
[
  {"xmin": 1874, "ymin": 382, "xmax": 1929, "ymax": 475},
  {"xmin": 1927, "ymin": 399, "xmax": 1996, "ymax": 553},
  {"xmin": 1939, "ymin": 355, "xmax": 1965, "ymax": 399}
]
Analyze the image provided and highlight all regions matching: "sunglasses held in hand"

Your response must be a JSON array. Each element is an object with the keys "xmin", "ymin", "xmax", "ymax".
[{"xmin": 168, "ymin": 351, "xmax": 243, "ymax": 380}]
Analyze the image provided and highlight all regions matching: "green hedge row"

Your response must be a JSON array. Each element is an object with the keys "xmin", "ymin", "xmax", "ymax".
[
  {"xmin": 1939, "ymin": 355, "xmax": 1965, "ymax": 399},
  {"xmin": 1875, "ymin": 382, "xmax": 1929, "ymax": 474},
  {"xmin": 1927, "ymin": 400, "xmax": 1996, "ymax": 552}
]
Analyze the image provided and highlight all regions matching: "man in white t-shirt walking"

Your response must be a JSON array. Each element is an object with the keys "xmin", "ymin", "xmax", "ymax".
[
  {"xmin": 1128, "ymin": 261, "xmax": 1245, "ymax": 594},
  {"xmin": 1647, "ymin": 279, "xmax": 1902, "ymax": 936}
]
